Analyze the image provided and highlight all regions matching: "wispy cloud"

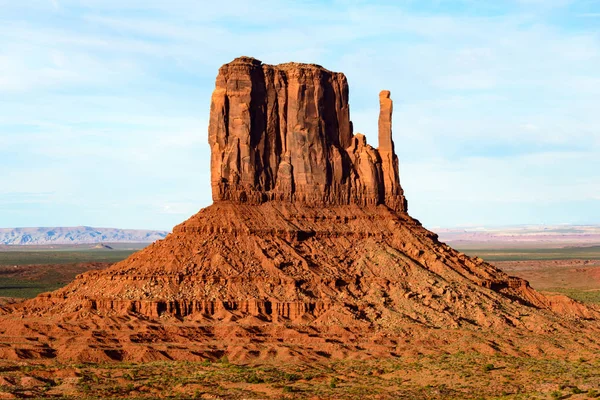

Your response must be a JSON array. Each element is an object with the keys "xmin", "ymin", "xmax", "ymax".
[
  {"xmin": 160, "ymin": 202, "xmax": 199, "ymax": 215},
  {"xmin": 0, "ymin": 192, "xmax": 57, "ymax": 205}
]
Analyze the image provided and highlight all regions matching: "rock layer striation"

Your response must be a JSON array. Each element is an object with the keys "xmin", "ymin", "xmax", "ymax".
[{"xmin": 209, "ymin": 57, "xmax": 407, "ymax": 211}]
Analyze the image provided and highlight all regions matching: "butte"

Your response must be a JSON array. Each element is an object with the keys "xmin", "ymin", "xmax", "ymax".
[{"xmin": 1, "ymin": 57, "xmax": 599, "ymax": 363}]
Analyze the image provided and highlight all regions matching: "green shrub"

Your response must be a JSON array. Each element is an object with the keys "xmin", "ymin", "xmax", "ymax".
[
  {"xmin": 283, "ymin": 372, "xmax": 300, "ymax": 382},
  {"xmin": 245, "ymin": 373, "xmax": 264, "ymax": 384},
  {"xmin": 483, "ymin": 364, "xmax": 495, "ymax": 372},
  {"xmin": 329, "ymin": 377, "xmax": 338, "ymax": 389}
]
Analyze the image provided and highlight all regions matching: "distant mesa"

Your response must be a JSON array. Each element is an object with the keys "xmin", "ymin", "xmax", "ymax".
[
  {"xmin": 0, "ymin": 57, "xmax": 599, "ymax": 364},
  {"xmin": 0, "ymin": 226, "xmax": 168, "ymax": 245},
  {"xmin": 438, "ymin": 225, "xmax": 600, "ymax": 247},
  {"xmin": 93, "ymin": 243, "xmax": 114, "ymax": 250}
]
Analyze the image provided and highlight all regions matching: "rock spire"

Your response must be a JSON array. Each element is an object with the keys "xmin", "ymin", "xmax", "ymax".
[{"xmin": 208, "ymin": 56, "xmax": 407, "ymax": 211}]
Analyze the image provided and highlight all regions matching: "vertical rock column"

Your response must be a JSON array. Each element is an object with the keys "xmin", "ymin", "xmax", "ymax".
[
  {"xmin": 378, "ymin": 90, "xmax": 407, "ymax": 212},
  {"xmin": 209, "ymin": 57, "xmax": 265, "ymax": 203}
]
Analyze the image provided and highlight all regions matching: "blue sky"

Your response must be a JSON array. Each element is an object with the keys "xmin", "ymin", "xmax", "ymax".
[{"xmin": 1, "ymin": 0, "xmax": 599, "ymax": 231}]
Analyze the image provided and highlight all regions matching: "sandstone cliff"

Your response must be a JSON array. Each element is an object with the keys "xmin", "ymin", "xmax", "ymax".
[{"xmin": 209, "ymin": 57, "xmax": 407, "ymax": 211}]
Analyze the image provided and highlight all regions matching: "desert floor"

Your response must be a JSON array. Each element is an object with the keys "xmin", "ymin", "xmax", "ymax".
[{"xmin": 0, "ymin": 243, "xmax": 599, "ymax": 399}]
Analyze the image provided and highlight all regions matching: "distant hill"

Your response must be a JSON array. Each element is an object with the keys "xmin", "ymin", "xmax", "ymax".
[
  {"xmin": 436, "ymin": 224, "xmax": 600, "ymax": 248},
  {"xmin": 0, "ymin": 226, "xmax": 169, "ymax": 245}
]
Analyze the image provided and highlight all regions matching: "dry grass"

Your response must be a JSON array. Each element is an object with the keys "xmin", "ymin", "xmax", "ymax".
[{"xmin": 2, "ymin": 352, "xmax": 600, "ymax": 399}]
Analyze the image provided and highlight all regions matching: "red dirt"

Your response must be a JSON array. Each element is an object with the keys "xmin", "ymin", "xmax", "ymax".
[{"xmin": 495, "ymin": 259, "xmax": 600, "ymax": 290}]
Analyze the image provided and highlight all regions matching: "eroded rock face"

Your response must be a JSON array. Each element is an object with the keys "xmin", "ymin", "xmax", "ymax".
[{"xmin": 209, "ymin": 56, "xmax": 407, "ymax": 211}]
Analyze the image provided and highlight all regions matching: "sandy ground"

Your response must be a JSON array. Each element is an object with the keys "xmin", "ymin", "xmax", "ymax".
[{"xmin": 495, "ymin": 259, "xmax": 600, "ymax": 290}]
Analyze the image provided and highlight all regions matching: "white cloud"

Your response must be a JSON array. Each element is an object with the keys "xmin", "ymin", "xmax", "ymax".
[
  {"xmin": 521, "ymin": 123, "xmax": 539, "ymax": 131},
  {"xmin": 161, "ymin": 202, "xmax": 199, "ymax": 215},
  {"xmin": 433, "ymin": 71, "xmax": 499, "ymax": 90}
]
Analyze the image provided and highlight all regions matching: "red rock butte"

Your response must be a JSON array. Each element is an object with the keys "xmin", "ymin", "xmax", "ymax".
[
  {"xmin": 0, "ymin": 57, "xmax": 599, "ymax": 363},
  {"xmin": 209, "ymin": 56, "xmax": 406, "ymax": 211}
]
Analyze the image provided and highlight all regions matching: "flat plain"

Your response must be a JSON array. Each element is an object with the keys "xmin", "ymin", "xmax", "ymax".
[
  {"xmin": 457, "ymin": 245, "xmax": 600, "ymax": 305},
  {"xmin": 0, "ymin": 245, "xmax": 139, "ymax": 300}
]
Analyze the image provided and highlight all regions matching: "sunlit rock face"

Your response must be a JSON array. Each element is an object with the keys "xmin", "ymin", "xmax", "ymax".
[{"xmin": 208, "ymin": 56, "xmax": 407, "ymax": 212}]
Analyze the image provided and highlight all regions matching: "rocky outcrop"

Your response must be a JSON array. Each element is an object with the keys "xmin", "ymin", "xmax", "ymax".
[{"xmin": 209, "ymin": 56, "xmax": 407, "ymax": 211}]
